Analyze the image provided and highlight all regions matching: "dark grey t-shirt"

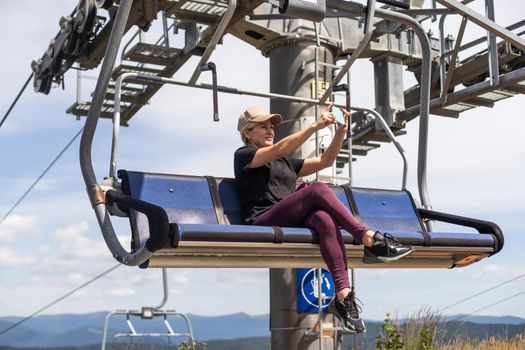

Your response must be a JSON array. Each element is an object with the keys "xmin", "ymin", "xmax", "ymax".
[{"xmin": 234, "ymin": 146, "xmax": 304, "ymax": 224}]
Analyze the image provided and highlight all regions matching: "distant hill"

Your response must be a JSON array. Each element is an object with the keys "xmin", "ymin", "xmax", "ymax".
[
  {"xmin": 0, "ymin": 312, "xmax": 523, "ymax": 348},
  {"xmin": 0, "ymin": 312, "xmax": 269, "ymax": 348},
  {"xmin": 446, "ymin": 314, "xmax": 525, "ymax": 325}
]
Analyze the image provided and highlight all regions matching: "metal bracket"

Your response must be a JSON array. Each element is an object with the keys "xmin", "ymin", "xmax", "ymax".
[{"xmin": 87, "ymin": 184, "xmax": 106, "ymax": 208}]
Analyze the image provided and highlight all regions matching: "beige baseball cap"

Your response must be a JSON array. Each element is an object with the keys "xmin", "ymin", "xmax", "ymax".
[{"xmin": 237, "ymin": 106, "xmax": 282, "ymax": 132}]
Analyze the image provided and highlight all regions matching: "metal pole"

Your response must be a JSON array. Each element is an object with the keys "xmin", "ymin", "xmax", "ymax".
[
  {"xmin": 319, "ymin": 0, "xmax": 375, "ymax": 104},
  {"xmin": 162, "ymin": 11, "xmax": 170, "ymax": 47},
  {"xmin": 76, "ymin": 63, "xmax": 82, "ymax": 104},
  {"xmin": 346, "ymin": 73, "xmax": 352, "ymax": 186},
  {"xmin": 317, "ymin": 268, "xmax": 324, "ymax": 350},
  {"xmin": 188, "ymin": 0, "xmax": 237, "ymax": 85},
  {"xmin": 155, "ymin": 268, "xmax": 169, "ymax": 310},
  {"xmin": 101, "ymin": 311, "xmax": 119, "ymax": 350},
  {"xmin": 350, "ymin": 268, "xmax": 357, "ymax": 350},
  {"xmin": 315, "ymin": 24, "xmax": 321, "ymax": 183},
  {"xmin": 440, "ymin": 16, "xmax": 468, "ymax": 106},
  {"xmin": 484, "ymin": 0, "xmax": 499, "ymax": 86}
]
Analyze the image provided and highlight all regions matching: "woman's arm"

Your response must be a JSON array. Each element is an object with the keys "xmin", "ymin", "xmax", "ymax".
[
  {"xmin": 297, "ymin": 109, "xmax": 349, "ymax": 177},
  {"xmin": 249, "ymin": 106, "xmax": 335, "ymax": 169}
]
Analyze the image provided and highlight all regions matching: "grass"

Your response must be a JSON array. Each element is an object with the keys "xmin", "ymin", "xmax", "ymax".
[
  {"xmin": 440, "ymin": 333, "xmax": 525, "ymax": 350},
  {"xmin": 374, "ymin": 307, "xmax": 525, "ymax": 350}
]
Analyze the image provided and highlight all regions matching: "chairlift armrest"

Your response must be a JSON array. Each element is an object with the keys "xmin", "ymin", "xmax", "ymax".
[
  {"xmin": 418, "ymin": 208, "xmax": 504, "ymax": 253},
  {"xmin": 106, "ymin": 190, "xmax": 171, "ymax": 252}
]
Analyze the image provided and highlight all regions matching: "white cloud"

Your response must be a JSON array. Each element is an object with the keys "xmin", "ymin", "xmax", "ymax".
[
  {"xmin": 207, "ymin": 269, "xmax": 267, "ymax": 285},
  {"xmin": 53, "ymin": 221, "xmax": 108, "ymax": 260},
  {"xmin": 0, "ymin": 214, "xmax": 39, "ymax": 242},
  {"xmin": 473, "ymin": 263, "xmax": 504, "ymax": 278},
  {"xmin": 171, "ymin": 274, "xmax": 189, "ymax": 285},
  {"xmin": 68, "ymin": 272, "xmax": 88, "ymax": 284},
  {"xmin": 110, "ymin": 287, "xmax": 137, "ymax": 298},
  {"xmin": 0, "ymin": 247, "xmax": 37, "ymax": 267}
]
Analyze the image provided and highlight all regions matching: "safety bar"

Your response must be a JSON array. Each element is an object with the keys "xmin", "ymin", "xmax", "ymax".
[
  {"xmin": 201, "ymin": 62, "xmax": 219, "ymax": 121},
  {"xmin": 112, "ymin": 72, "xmax": 408, "ymax": 190},
  {"xmin": 188, "ymin": 0, "xmax": 237, "ymax": 85},
  {"xmin": 418, "ymin": 208, "xmax": 504, "ymax": 254}
]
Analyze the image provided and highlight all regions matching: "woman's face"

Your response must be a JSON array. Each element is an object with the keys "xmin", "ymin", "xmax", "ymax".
[{"xmin": 245, "ymin": 121, "xmax": 275, "ymax": 148}]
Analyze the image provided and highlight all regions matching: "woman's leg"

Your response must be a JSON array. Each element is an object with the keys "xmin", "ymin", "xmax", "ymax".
[
  {"xmin": 302, "ymin": 209, "xmax": 350, "ymax": 292},
  {"xmin": 253, "ymin": 182, "xmax": 369, "ymax": 243}
]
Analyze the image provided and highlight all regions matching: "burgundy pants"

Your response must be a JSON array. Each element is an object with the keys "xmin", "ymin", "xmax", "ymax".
[{"xmin": 252, "ymin": 182, "xmax": 369, "ymax": 292}]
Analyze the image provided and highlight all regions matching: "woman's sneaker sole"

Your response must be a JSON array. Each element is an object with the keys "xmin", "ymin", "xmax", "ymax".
[{"xmin": 377, "ymin": 246, "xmax": 415, "ymax": 262}]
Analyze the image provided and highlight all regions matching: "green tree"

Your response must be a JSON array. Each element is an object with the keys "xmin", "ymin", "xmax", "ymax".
[{"xmin": 177, "ymin": 340, "xmax": 207, "ymax": 350}]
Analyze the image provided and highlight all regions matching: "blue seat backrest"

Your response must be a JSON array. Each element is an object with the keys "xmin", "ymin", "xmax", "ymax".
[
  {"xmin": 348, "ymin": 187, "xmax": 425, "ymax": 233},
  {"xmin": 216, "ymin": 179, "xmax": 355, "ymax": 225},
  {"xmin": 121, "ymin": 171, "xmax": 219, "ymax": 225},
  {"xmin": 330, "ymin": 185, "xmax": 354, "ymax": 214},
  {"xmin": 216, "ymin": 177, "xmax": 244, "ymax": 225}
]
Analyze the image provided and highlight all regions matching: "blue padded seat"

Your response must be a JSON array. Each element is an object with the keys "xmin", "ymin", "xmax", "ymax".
[
  {"xmin": 345, "ymin": 187, "xmax": 499, "ymax": 250},
  {"xmin": 120, "ymin": 171, "xmax": 220, "ymax": 250},
  {"xmin": 120, "ymin": 171, "xmax": 361, "ymax": 249},
  {"xmin": 116, "ymin": 170, "xmax": 503, "ymax": 269},
  {"xmin": 348, "ymin": 188, "xmax": 424, "ymax": 233},
  {"xmin": 216, "ymin": 177, "xmax": 243, "ymax": 225}
]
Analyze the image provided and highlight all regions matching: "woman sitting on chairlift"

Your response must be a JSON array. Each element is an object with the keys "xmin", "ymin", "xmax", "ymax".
[{"xmin": 234, "ymin": 105, "xmax": 414, "ymax": 333}]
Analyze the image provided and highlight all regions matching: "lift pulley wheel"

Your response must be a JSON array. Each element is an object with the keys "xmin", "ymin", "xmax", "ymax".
[
  {"xmin": 76, "ymin": 0, "xmax": 97, "ymax": 34},
  {"xmin": 95, "ymin": 0, "xmax": 114, "ymax": 9}
]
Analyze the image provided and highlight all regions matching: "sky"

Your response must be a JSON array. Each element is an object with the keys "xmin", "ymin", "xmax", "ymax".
[{"xmin": 0, "ymin": 0, "xmax": 524, "ymax": 328}]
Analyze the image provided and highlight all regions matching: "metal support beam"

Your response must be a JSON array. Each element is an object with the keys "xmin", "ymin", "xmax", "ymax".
[
  {"xmin": 440, "ymin": 16, "xmax": 468, "ymax": 106},
  {"xmin": 319, "ymin": 0, "xmax": 376, "ymax": 104},
  {"xmin": 188, "ymin": 0, "xmax": 237, "ymax": 85},
  {"xmin": 484, "ymin": 0, "xmax": 499, "ymax": 86},
  {"xmin": 442, "ymin": 19, "xmax": 525, "ymax": 58},
  {"xmin": 398, "ymin": 67, "xmax": 525, "ymax": 120},
  {"xmin": 435, "ymin": 0, "xmax": 525, "ymax": 51}
]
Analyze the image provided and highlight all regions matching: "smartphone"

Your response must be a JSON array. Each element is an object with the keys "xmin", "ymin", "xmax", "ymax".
[{"xmin": 332, "ymin": 107, "xmax": 345, "ymax": 125}]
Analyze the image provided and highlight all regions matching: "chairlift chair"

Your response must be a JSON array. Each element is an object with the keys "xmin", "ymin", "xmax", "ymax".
[{"xmin": 78, "ymin": 0, "xmax": 503, "ymax": 271}]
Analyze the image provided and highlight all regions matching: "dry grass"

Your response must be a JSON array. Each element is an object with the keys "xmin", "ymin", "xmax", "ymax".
[
  {"xmin": 376, "ymin": 308, "xmax": 525, "ymax": 350},
  {"xmin": 440, "ymin": 333, "xmax": 525, "ymax": 350}
]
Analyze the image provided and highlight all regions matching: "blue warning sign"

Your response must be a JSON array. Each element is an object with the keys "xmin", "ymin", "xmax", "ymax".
[{"xmin": 296, "ymin": 268, "xmax": 335, "ymax": 313}]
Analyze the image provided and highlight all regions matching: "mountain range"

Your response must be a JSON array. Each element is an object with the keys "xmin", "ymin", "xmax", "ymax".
[{"xmin": 0, "ymin": 312, "xmax": 523, "ymax": 348}]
